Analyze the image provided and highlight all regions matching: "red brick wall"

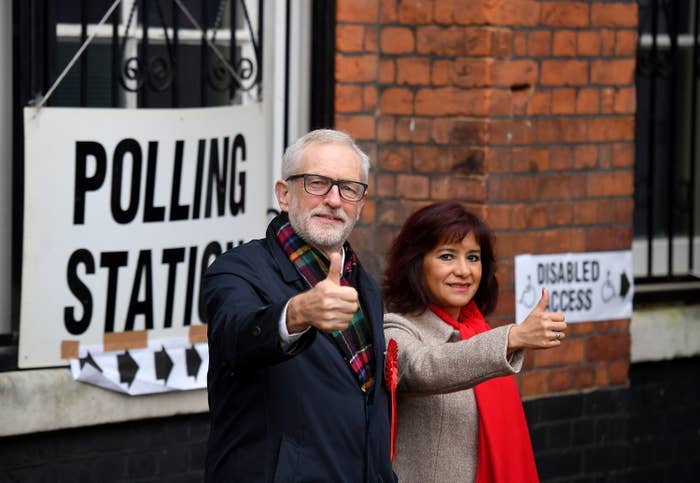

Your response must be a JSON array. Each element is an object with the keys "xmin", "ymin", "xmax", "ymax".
[{"xmin": 336, "ymin": 0, "xmax": 637, "ymax": 397}]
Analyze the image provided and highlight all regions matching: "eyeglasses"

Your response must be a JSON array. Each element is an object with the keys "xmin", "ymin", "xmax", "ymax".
[{"xmin": 286, "ymin": 173, "xmax": 368, "ymax": 202}]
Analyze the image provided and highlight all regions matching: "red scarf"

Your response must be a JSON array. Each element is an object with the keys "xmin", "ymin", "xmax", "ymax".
[{"xmin": 431, "ymin": 301, "xmax": 539, "ymax": 483}]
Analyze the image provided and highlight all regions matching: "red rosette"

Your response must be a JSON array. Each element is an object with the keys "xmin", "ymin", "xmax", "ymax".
[{"xmin": 385, "ymin": 338, "xmax": 398, "ymax": 461}]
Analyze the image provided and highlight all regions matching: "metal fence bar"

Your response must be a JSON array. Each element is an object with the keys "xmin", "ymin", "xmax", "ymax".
[
  {"xmin": 80, "ymin": 0, "xmax": 87, "ymax": 106},
  {"xmin": 691, "ymin": 1, "xmax": 699, "ymax": 273},
  {"xmin": 666, "ymin": 1, "xmax": 678, "ymax": 277},
  {"xmin": 141, "ymin": 0, "xmax": 150, "ymax": 107},
  {"xmin": 172, "ymin": 0, "xmax": 180, "ymax": 107},
  {"xmin": 200, "ymin": 0, "xmax": 208, "ymax": 105},
  {"xmin": 646, "ymin": 0, "xmax": 659, "ymax": 278},
  {"xmin": 111, "ymin": 3, "xmax": 120, "ymax": 107}
]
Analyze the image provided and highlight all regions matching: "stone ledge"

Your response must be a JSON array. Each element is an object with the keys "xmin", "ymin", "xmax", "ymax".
[
  {"xmin": 0, "ymin": 368, "xmax": 208, "ymax": 436},
  {"xmin": 631, "ymin": 304, "xmax": 700, "ymax": 363}
]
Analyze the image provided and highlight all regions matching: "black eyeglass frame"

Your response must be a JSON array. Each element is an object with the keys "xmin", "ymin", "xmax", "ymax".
[{"xmin": 285, "ymin": 173, "xmax": 368, "ymax": 202}]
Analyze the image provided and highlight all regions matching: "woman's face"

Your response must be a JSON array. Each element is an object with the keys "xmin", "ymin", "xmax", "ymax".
[{"xmin": 422, "ymin": 231, "xmax": 482, "ymax": 319}]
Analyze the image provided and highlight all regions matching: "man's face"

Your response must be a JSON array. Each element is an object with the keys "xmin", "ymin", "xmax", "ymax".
[{"xmin": 275, "ymin": 142, "xmax": 367, "ymax": 257}]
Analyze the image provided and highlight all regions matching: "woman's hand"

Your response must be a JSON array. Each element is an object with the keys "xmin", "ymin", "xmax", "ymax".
[{"xmin": 507, "ymin": 288, "xmax": 566, "ymax": 354}]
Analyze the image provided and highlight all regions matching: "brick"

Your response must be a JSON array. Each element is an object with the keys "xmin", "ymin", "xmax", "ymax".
[
  {"xmin": 549, "ymin": 202, "xmax": 574, "ymax": 225},
  {"xmin": 615, "ymin": 30, "xmax": 637, "ymax": 56},
  {"xmin": 511, "ymin": 147, "xmax": 550, "ymax": 173},
  {"xmin": 365, "ymin": 26, "xmax": 379, "ymax": 51},
  {"xmin": 512, "ymin": 204, "xmax": 548, "ymax": 230},
  {"xmin": 452, "ymin": 59, "xmax": 490, "ymax": 87},
  {"xmin": 335, "ymin": 84, "xmax": 363, "ymax": 113},
  {"xmin": 572, "ymin": 366, "xmax": 596, "ymax": 389},
  {"xmin": 396, "ymin": 173, "xmax": 430, "ymax": 199},
  {"xmin": 536, "ymin": 228, "xmax": 587, "ymax": 253},
  {"xmin": 538, "ymin": 173, "xmax": 586, "ymax": 200},
  {"xmin": 396, "ymin": 117, "xmax": 432, "ymax": 143},
  {"xmin": 527, "ymin": 91, "xmax": 551, "ymax": 116},
  {"xmin": 490, "ymin": 119, "xmax": 537, "ymax": 145},
  {"xmin": 377, "ymin": 145, "xmax": 411, "ymax": 171},
  {"xmin": 485, "ymin": 204, "xmax": 512, "ymax": 230},
  {"xmin": 417, "ymin": 26, "xmax": 512, "ymax": 57},
  {"xmin": 591, "ymin": 59, "xmax": 636, "ymax": 85},
  {"xmin": 447, "ymin": 176, "xmax": 487, "ymax": 202},
  {"xmin": 611, "ymin": 198, "xmax": 633, "ymax": 223},
  {"xmin": 380, "ymin": 87, "xmax": 414, "ymax": 115},
  {"xmin": 591, "ymin": 3, "xmax": 638, "ymax": 27},
  {"xmin": 614, "ymin": 87, "xmax": 636, "ymax": 113},
  {"xmin": 573, "ymin": 199, "xmax": 598, "ymax": 224},
  {"xmin": 576, "ymin": 87, "xmax": 599, "ymax": 114},
  {"xmin": 586, "ymin": 171, "xmax": 633, "ymax": 197},
  {"xmin": 541, "ymin": 60, "xmax": 589, "ymax": 86},
  {"xmin": 489, "ymin": 175, "xmax": 538, "ymax": 202},
  {"xmin": 608, "ymin": 360, "xmax": 629, "ymax": 385},
  {"xmin": 588, "ymin": 117, "xmax": 635, "ymax": 141},
  {"xmin": 379, "ymin": 59, "xmax": 395, "ymax": 84},
  {"xmin": 537, "ymin": 118, "xmax": 588, "ymax": 144},
  {"xmin": 398, "ymin": 0, "xmax": 433, "ymax": 24},
  {"xmin": 377, "ymin": 116, "xmax": 395, "ymax": 142},
  {"xmin": 455, "ymin": 0, "xmax": 541, "ymax": 27},
  {"xmin": 376, "ymin": 172, "xmax": 396, "ymax": 197},
  {"xmin": 485, "ymin": 148, "xmax": 511, "ymax": 173},
  {"xmin": 549, "ymin": 146, "xmax": 575, "ymax": 170},
  {"xmin": 335, "ymin": 114, "xmax": 376, "ymax": 140},
  {"xmin": 521, "ymin": 370, "xmax": 549, "ymax": 398},
  {"xmin": 377, "ymin": 200, "xmax": 419, "ymax": 225},
  {"xmin": 585, "ymin": 226, "xmax": 632, "ymax": 251},
  {"xmin": 600, "ymin": 87, "xmax": 615, "ymax": 113},
  {"xmin": 381, "ymin": 26, "xmax": 415, "ymax": 54},
  {"xmin": 542, "ymin": 2, "xmax": 590, "ymax": 27},
  {"xmin": 514, "ymin": 31, "xmax": 528, "ymax": 56},
  {"xmin": 336, "ymin": 54, "xmax": 379, "ymax": 82},
  {"xmin": 415, "ymin": 87, "xmax": 493, "ymax": 116},
  {"xmin": 396, "ymin": 57, "xmax": 431, "ymax": 85},
  {"xmin": 360, "ymin": 199, "xmax": 376, "ymax": 224},
  {"xmin": 364, "ymin": 85, "xmax": 378, "ymax": 111},
  {"xmin": 337, "ymin": 0, "xmax": 379, "ymax": 23},
  {"xmin": 535, "ymin": 339, "xmax": 585, "ymax": 367},
  {"xmin": 553, "ymin": 30, "xmax": 577, "ymax": 57},
  {"xmin": 431, "ymin": 59, "xmax": 450, "ymax": 86},
  {"xmin": 578, "ymin": 30, "xmax": 602, "ymax": 56},
  {"xmin": 574, "ymin": 144, "xmax": 598, "ymax": 169},
  {"xmin": 601, "ymin": 29, "xmax": 616, "ymax": 55},
  {"xmin": 491, "ymin": 60, "xmax": 538, "ymax": 87},
  {"xmin": 415, "ymin": 146, "xmax": 455, "ymax": 173},
  {"xmin": 528, "ymin": 30, "xmax": 552, "ymax": 56},
  {"xmin": 337, "ymin": 25, "xmax": 365, "ymax": 52},
  {"xmin": 549, "ymin": 369, "xmax": 573, "ymax": 393},
  {"xmin": 552, "ymin": 88, "xmax": 576, "ymax": 115},
  {"xmin": 612, "ymin": 143, "xmax": 634, "ymax": 167},
  {"xmin": 595, "ymin": 361, "xmax": 609, "ymax": 386},
  {"xmin": 380, "ymin": 0, "xmax": 397, "ymax": 22}
]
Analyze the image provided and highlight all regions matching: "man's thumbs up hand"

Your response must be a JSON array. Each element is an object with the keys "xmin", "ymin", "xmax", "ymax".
[{"xmin": 286, "ymin": 251, "xmax": 360, "ymax": 334}]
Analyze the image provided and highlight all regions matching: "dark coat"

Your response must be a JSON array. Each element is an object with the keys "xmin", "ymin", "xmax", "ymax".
[{"xmin": 203, "ymin": 221, "xmax": 394, "ymax": 482}]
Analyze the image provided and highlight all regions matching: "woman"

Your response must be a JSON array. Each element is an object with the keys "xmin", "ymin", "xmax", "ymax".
[{"xmin": 382, "ymin": 201, "xmax": 566, "ymax": 483}]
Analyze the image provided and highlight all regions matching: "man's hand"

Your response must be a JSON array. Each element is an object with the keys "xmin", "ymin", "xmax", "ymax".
[
  {"xmin": 286, "ymin": 252, "xmax": 360, "ymax": 333},
  {"xmin": 508, "ymin": 288, "xmax": 567, "ymax": 353}
]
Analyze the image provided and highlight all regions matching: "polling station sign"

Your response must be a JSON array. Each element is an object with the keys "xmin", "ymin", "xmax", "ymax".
[
  {"xmin": 515, "ymin": 251, "xmax": 633, "ymax": 324},
  {"xmin": 20, "ymin": 104, "xmax": 269, "ymax": 368}
]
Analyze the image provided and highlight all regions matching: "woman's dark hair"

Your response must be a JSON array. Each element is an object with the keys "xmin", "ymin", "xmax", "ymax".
[{"xmin": 382, "ymin": 201, "xmax": 499, "ymax": 316}]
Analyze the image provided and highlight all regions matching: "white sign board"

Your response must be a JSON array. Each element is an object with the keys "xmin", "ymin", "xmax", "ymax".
[
  {"xmin": 515, "ymin": 250, "xmax": 633, "ymax": 324},
  {"xmin": 20, "ymin": 105, "xmax": 269, "ymax": 368}
]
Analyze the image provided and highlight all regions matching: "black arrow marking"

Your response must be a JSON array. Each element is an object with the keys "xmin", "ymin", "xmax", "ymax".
[
  {"xmin": 154, "ymin": 346, "xmax": 174, "ymax": 385},
  {"xmin": 186, "ymin": 345, "xmax": 202, "ymax": 379},
  {"xmin": 117, "ymin": 350, "xmax": 139, "ymax": 387},
  {"xmin": 620, "ymin": 272, "xmax": 631, "ymax": 298},
  {"xmin": 79, "ymin": 351, "xmax": 102, "ymax": 372}
]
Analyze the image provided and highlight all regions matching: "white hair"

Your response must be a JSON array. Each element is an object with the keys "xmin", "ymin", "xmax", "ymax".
[{"xmin": 281, "ymin": 129, "xmax": 370, "ymax": 182}]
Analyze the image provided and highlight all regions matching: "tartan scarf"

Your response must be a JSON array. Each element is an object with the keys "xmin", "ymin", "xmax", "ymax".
[
  {"xmin": 431, "ymin": 301, "xmax": 539, "ymax": 483},
  {"xmin": 272, "ymin": 213, "xmax": 375, "ymax": 392}
]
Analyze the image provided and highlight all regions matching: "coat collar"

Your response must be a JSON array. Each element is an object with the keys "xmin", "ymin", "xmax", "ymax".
[{"xmin": 411, "ymin": 309, "xmax": 462, "ymax": 343}]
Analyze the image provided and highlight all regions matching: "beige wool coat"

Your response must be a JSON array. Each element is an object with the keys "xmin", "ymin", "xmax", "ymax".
[{"xmin": 384, "ymin": 310, "xmax": 525, "ymax": 483}]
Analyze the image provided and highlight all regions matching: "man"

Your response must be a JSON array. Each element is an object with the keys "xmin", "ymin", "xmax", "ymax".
[{"xmin": 203, "ymin": 129, "xmax": 394, "ymax": 482}]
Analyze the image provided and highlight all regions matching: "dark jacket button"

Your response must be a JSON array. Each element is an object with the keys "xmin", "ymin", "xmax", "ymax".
[{"xmin": 252, "ymin": 325, "xmax": 262, "ymax": 336}]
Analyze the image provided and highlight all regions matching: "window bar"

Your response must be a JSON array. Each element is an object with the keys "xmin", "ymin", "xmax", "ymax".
[
  {"xmin": 667, "ymin": 1, "xmax": 679, "ymax": 277},
  {"xmin": 111, "ymin": 2, "xmax": 120, "ymax": 107},
  {"xmin": 200, "ymin": 0, "xmax": 208, "ymax": 106},
  {"xmin": 141, "ymin": 0, "xmax": 150, "ymax": 107},
  {"xmin": 230, "ymin": 0, "xmax": 237, "ymax": 100},
  {"xmin": 257, "ymin": 0, "xmax": 263, "ymax": 85},
  {"xmin": 80, "ymin": 0, "xmax": 87, "ymax": 106},
  {"xmin": 172, "ymin": 0, "xmax": 180, "ymax": 107},
  {"xmin": 690, "ymin": 0, "xmax": 699, "ymax": 274},
  {"xmin": 646, "ymin": 0, "xmax": 659, "ymax": 277}
]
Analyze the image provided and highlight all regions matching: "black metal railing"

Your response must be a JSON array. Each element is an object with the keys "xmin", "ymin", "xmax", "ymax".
[{"xmin": 635, "ymin": 0, "xmax": 700, "ymax": 302}]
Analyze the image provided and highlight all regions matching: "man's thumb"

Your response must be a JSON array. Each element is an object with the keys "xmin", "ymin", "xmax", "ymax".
[
  {"xmin": 326, "ymin": 252, "xmax": 342, "ymax": 284},
  {"xmin": 536, "ymin": 287, "xmax": 549, "ymax": 310}
]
